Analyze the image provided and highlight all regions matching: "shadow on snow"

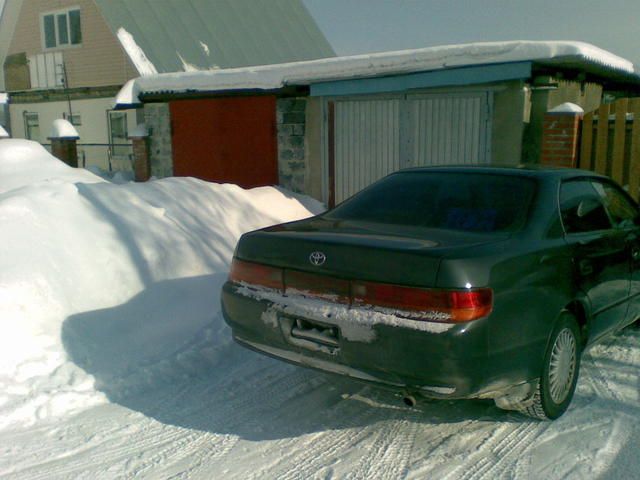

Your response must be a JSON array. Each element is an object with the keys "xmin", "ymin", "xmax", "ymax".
[{"xmin": 61, "ymin": 275, "xmax": 530, "ymax": 442}]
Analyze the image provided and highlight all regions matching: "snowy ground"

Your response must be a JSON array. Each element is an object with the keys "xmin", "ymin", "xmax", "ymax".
[{"xmin": 0, "ymin": 140, "xmax": 638, "ymax": 479}]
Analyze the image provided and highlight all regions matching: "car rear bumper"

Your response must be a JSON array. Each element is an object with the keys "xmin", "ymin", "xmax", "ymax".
[{"xmin": 221, "ymin": 281, "xmax": 531, "ymax": 400}]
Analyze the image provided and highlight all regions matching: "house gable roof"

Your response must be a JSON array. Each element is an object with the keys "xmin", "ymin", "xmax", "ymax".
[{"xmin": 94, "ymin": 0, "xmax": 335, "ymax": 75}]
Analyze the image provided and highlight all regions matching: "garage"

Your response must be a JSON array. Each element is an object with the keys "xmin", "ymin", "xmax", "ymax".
[
  {"xmin": 330, "ymin": 91, "xmax": 493, "ymax": 204},
  {"xmin": 170, "ymin": 96, "xmax": 278, "ymax": 188}
]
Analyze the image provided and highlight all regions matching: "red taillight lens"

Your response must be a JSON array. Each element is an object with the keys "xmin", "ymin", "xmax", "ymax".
[
  {"xmin": 228, "ymin": 258, "xmax": 284, "ymax": 291},
  {"xmin": 352, "ymin": 281, "xmax": 493, "ymax": 323}
]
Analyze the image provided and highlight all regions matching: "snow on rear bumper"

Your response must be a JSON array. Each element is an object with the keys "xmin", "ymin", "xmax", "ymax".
[{"xmin": 221, "ymin": 281, "xmax": 497, "ymax": 398}]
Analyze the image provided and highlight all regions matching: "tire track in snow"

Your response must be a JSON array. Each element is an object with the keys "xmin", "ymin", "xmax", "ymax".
[
  {"xmin": 257, "ymin": 415, "xmax": 371, "ymax": 479},
  {"xmin": 7, "ymin": 418, "xmax": 189, "ymax": 480},
  {"xmin": 128, "ymin": 365, "xmax": 324, "ymax": 478},
  {"xmin": 250, "ymin": 390, "xmax": 391, "ymax": 480},
  {"xmin": 581, "ymin": 334, "xmax": 629, "ymax": 405},
  {"xmin": 469, "ymin": 422, "xmax": 546, "ymax": 480},
  {"xmin": 345, "ymin": 408, "xmax": 420, "ymax": 480},
  {"xmin": 8, "ymin": 361, "xmax": 319, "ymax": 480},
  {"xmin": 363, "ymin": 416, "xmax": 419, "ymax": 480},
  {"xmin": 444, "ymin": 418, "xmax": 544, "ymax": 480}
]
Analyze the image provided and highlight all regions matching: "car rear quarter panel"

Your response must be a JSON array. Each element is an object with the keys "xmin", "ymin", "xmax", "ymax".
[
  {"xmin": 437, "ymin": 238, "xmax": 575, "ymax": 387},
  {"xmin": 436, "ymin": 174, "xmax": 578, "ymax": 386}
]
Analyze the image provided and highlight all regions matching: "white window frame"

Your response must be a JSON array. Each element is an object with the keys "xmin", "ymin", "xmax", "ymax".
[
  {"xmin": 107, "ymin": 110, "xmax": 130, "ymax": 158},
  {"xmin": 41, "ymin": 7, "xmax": 82, "ymax": 50},
  {"xmin": 23, "ymin": 112, "xmax": 40, "ymax": 142},
  {"xmin": 63, "ymin": 112, "xmax": 82, "ymax": 126}
]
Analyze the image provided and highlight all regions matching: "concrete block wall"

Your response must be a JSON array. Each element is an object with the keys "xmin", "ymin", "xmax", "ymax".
[
  {"xmin": 143, "ymin": 103, "xmax": 173, "ymax": 178},
  {"xmin": 277, "ymin": 97, "xmax": 307, "ymax": 193}
]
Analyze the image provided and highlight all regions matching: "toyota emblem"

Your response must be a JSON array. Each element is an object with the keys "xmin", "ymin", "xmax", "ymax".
[{"xmin": 309, "ymin": 251, "xmax": 326, "ymax": 266}]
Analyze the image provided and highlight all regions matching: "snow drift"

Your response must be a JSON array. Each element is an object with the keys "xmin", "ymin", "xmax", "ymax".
[{"xmin": 0, "ymin": 139, "xmax": 323, "ymax": 428}]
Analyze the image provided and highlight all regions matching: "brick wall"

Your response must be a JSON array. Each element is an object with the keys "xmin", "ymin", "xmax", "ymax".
[
  {"xmin": 277, "ymin": 98, "xmax": 307, "ymax": 192},
  {"xmin": 131, "ymin": 137, "xmax": 150, "ymax": 181},
  {"xmin": 50, "ymin": 138, "xmax": 78, "ymax": 167},
  {"xmin": 540, "ymin": 104, "xmax": 583, "ymax": 168},
  {"xmin": 143, "ymin": 103, "xmax": 173, "ymax": 178}
]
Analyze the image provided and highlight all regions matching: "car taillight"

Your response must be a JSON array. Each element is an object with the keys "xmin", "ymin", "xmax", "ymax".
[
  {"xmin": 228, "ymin": 258, "xmax": 284, "ymax": 291},
  {"xmin": 351, "ymin": 281, "xmax": 493, "ymax": 323}
]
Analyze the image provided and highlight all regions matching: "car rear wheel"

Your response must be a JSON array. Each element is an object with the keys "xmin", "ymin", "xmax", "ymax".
[{"xmin": 519, "ymin": 311, "xmax": 581, "ymax": 420}]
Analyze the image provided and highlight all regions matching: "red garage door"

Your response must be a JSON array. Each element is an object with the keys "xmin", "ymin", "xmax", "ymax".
[{"xmin": 170, "ymin": 96, "xmax": 277, "ymax": 188}]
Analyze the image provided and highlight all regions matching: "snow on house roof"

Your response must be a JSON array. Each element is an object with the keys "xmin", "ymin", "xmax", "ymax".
[
  {"xmin": 116, "ymin": 27, "xmax": 158, "ymax": 77},
  {"xmin": 116, "ymin": 40, "xmax": 639, "ymax": 106}
]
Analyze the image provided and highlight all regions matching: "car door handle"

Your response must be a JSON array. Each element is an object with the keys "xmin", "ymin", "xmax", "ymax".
[{"xmin": 632, "ymin": 248, "xmax": 640, "ymax": 260}]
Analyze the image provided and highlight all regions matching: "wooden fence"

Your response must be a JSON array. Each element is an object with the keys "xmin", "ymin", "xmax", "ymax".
[{"xmin": 578, "ymin": 98, "xmax": 640, "ymax": 199}]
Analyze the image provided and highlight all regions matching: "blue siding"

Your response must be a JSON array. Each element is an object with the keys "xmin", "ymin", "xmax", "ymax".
[{"xmin": 310, "ymin": 62, "xmax": 532, "ymax": 97}]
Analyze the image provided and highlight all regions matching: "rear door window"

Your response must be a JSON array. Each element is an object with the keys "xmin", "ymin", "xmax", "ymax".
[{"xmin": 560, "ymin": 180, "xmax": 612, "ymax": 234}]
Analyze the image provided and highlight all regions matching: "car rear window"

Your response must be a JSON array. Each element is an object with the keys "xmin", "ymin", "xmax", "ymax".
[{"xmin": 325, "ymin": 171, "xmax": 537, "ymax": 233}]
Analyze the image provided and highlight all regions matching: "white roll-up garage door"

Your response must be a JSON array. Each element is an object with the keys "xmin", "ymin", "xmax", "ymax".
[
  {"xmin": 333, "ymin": 97, "xmax": 402, "ymax": 204},
  {"xmin": 409, "ymin": 93, "xmax": 491, "ymax": 166},
  {"xmin": 330, "ymin": 92, "xmax": 492, "ymax": 203}
]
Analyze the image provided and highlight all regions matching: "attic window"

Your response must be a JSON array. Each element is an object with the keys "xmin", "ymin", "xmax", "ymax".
[{"xmin": 42, "ymin": 8, "xmax": 82, "ymax": 49}]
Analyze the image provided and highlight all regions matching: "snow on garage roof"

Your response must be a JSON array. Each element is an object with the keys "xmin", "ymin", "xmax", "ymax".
[{"xmin": 115, "ymin": 40, "xmax": 639, "ymax": 106}]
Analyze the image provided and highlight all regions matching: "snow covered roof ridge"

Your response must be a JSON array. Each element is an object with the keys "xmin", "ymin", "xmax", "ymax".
[
  {"xmin": 116, "ymin": 40, "xmax": 638, "ymax": 106},
  {"xmin": 117, "ymin": 27, "xmax": 158, "ymax": 76}
]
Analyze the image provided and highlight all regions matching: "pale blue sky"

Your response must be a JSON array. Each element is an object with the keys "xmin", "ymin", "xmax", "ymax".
[
  {"xmin": 1, "ymin": 1, "xmax": 637, "ymax": 67},
  {"xmin": 304, "ymin": 0, "xmax": 640, "ymax": 67}
]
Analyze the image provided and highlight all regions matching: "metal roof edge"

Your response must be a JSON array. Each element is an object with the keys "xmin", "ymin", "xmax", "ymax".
[{"xmin": 309, "ymin": 62, "xmax": 533, "ymax": 97}]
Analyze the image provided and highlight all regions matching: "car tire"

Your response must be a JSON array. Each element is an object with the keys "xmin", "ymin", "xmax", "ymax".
[{"xmin": 519, "ymin": 311, "xmax": 581, "ymax": 420}]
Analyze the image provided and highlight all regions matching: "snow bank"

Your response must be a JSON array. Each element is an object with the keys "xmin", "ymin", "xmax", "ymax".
[
  {"xmin": 0, "ymin": 140, "xmax": 101, "ymax": 193},
  {"xmin": 0, "ymin": 139, "xmax": 323, "ymax": 428}
]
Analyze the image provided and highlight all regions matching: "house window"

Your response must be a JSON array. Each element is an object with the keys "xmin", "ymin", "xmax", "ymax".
[
  {"xmin": 23, "ymin": 112, "xmax": 40, "ymax": 142},
  {"xmin": 63, "ymin": 112, "xmax": 82, "ymax": 126},
  {"xmin": 42, "ymin": 8, "xmax": 82, "ymax": 49},
  {"xmin": 108, "ymin": 111, "xmax": 128, "ymax": 157}
]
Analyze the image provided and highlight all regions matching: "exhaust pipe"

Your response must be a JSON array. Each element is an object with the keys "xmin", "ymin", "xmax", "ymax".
[{"xmin": 402, "ymin": 394, "xmax": 417, "ymax": 407}]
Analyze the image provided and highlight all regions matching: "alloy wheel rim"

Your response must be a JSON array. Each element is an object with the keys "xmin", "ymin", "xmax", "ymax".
[{"xmin": 548, "ymin": 327, "xmax": 577, "ymax": 404}]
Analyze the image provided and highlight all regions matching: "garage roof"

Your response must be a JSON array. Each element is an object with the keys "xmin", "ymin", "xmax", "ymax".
[{"xmin": 115, "ymin": 40, "xmax": 640, "ymax": 107}]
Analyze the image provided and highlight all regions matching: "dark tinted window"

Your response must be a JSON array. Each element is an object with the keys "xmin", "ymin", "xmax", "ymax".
[
  {"xmin": 594, "ymin": 181, "xmax": 638, "ymax": 228},
  {"xmin": 43, "ymin": 15, "xmax": 56, "ymax": 48},
  {"xmin": 57, "ymin": 14, "xmax": 69, "ymax": 45},
  {"xmin": 69, "ymin": 9, "xmax": 82, "ymax": 45},
  {"xmin": 325, "ymin": 172, "xmax": 536, "ymax": 233},
  {"xmin": 560, "ymin": 180, "xmax": 612, "ymax": 233}
]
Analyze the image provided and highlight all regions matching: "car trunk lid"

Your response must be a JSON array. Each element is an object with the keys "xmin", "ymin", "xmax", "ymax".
[{"xmin": 235, "ymin": 218, "xmax": 508, "ymax": 287}]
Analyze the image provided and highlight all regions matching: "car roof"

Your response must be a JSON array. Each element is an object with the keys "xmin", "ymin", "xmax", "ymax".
[{"xmin": 396, "ymin": 164, "xmax": 609, "ymax": 181}]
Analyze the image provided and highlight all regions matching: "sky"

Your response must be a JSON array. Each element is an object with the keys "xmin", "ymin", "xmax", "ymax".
[{"xmin": 304, "ymin": 0, "xmax": 640, "ymax": 67}]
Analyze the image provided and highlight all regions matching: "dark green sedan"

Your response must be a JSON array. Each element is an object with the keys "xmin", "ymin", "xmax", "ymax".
[{"xmin": 221, "ymin": 166, "xmax": 640, "ymax": 420}]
